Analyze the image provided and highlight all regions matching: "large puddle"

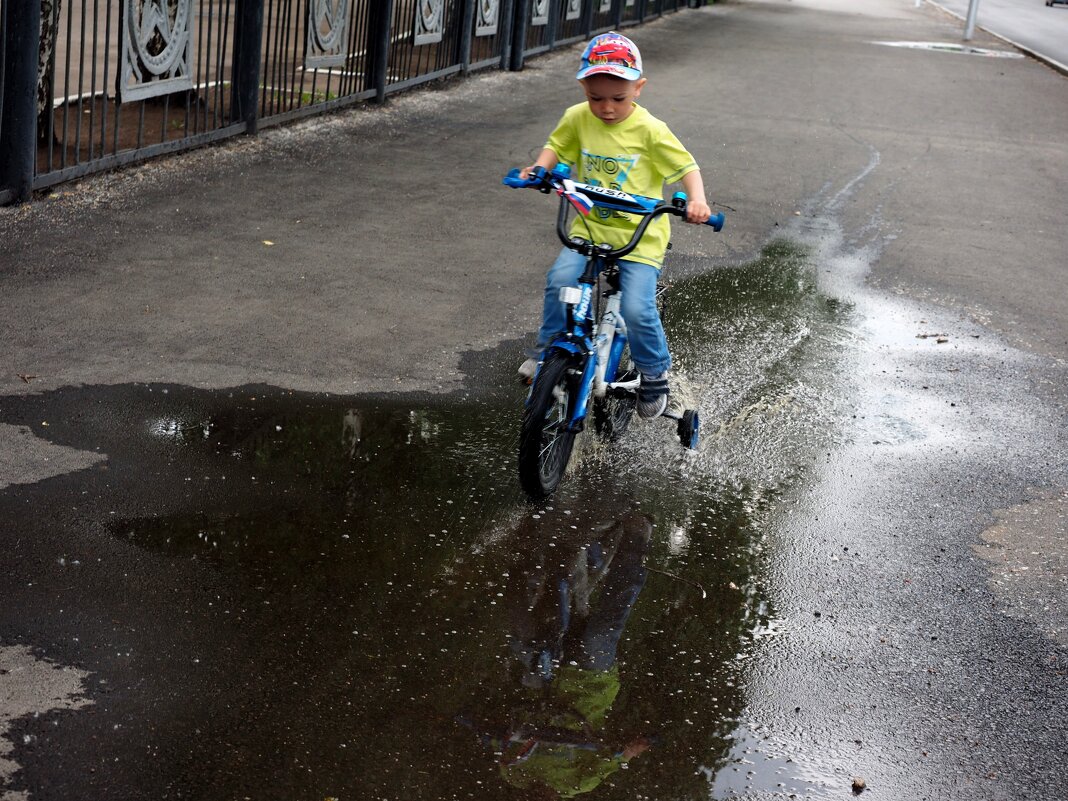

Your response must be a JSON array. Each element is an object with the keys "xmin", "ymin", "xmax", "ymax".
[{"xmin": 0, "ymin": 241, "xmax": 855, "ymax": 799}]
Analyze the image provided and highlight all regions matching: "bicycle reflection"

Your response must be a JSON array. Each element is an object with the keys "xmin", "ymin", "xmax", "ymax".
[{"xmin": 463, "ymin": 503, "xmax": 657, "ymax": 798}]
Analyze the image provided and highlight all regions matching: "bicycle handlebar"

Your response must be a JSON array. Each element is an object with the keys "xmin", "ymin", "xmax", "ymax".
[{"xmin": 502, "ymin": 166, "xmax": 726, "ymax": 257}]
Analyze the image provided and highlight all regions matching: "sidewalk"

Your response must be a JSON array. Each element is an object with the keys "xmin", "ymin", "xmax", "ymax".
[{"xmin": 1, "ymin": 0, "xmax": 1066, "ymax": 406}]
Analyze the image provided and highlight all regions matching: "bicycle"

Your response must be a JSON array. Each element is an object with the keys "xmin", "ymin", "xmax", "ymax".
[{"xmin": 503, "ymin": 164, "xmax": 725, "ymax": 498}]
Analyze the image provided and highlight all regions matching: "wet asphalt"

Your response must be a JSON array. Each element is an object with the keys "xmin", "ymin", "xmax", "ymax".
[{"xmin": 2, "ymin": 0, "xmax": 1068, "ymax": 799}]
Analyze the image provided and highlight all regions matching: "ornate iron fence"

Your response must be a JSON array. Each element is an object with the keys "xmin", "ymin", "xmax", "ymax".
[{"xmin": 0, "ymin": 0, "xmax": 696, "ymax": 204}]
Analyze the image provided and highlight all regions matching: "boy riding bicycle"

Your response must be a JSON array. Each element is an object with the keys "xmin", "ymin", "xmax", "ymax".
[{"xmin": 517, "ymin": 31, "xmax": 712, "ymax": 419}]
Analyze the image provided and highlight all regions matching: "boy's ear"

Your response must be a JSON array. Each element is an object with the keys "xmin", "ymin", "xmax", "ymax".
[{"xmin": 633, "ymin": 77, "xmax": 648, "ymax": 96}]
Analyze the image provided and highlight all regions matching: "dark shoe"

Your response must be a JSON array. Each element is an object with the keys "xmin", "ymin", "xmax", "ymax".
[{"xmin": 637, "ymin": 372, "xmax": 669, "ymax": 419}]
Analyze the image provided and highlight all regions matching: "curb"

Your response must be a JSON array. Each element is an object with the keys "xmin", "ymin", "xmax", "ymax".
[{"xmin": 924, "ymin": 0, "xmax": 1068, "ymax": 77}]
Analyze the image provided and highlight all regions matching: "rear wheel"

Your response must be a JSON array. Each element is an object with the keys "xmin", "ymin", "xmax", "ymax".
[
  {"xmin": 594, "ymin": 345, "xmax": 637, "ymax": 442},
  {"xmin": 519, "ymin": 353, "xmax": 580, "ymax": 498}
]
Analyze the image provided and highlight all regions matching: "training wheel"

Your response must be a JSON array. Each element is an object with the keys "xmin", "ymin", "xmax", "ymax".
[{"xmin": 677, "ymin": 409, "xmax": 700, "ymax": 449}]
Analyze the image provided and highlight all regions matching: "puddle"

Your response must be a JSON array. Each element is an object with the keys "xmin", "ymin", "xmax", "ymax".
[
  {"xmin": 0, "ymin": 238, "xmax": 862, "ymax": 798},
  {"xmin": 871, "ymin": 40, "xmax": 1024, "ymax": 58}
]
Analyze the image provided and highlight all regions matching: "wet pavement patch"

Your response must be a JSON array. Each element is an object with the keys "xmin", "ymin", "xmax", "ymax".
[
  {"xmin": 0, "ymin": 242, "xmax": 863, "ymax": 799},
  {"xmin": 870, "ymin": 40, "xmax": 1024, "ymax": 58}
]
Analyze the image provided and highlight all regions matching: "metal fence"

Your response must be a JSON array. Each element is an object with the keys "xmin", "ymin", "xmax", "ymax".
[{"xmin": 0, "ymin": 0, "xmax": 699, "ymax": 204}]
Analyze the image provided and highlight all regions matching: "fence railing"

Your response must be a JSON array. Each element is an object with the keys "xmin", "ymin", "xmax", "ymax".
[{"xmin": 0, "ymin": 0, "xmax": 700, "ymax": 204}]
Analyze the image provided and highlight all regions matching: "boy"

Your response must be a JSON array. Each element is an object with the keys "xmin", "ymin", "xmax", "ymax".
[{"xmin": 518, "ymin": 31, "xmax": 711, "ymax": 419}]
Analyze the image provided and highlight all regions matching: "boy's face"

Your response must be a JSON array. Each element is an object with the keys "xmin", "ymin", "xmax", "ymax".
[{"xmin": 580, "ymin": 74, "xmax": 646, "ymax": 125}]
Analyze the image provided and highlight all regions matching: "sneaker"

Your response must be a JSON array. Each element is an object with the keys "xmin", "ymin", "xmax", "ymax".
[
  {"xmin": 518, "ymin": 348, "xmax": 542, "ymax": 383},
  {"xmin": 637, "ymin": 372, "xmax": 669, "ymax": 419}
]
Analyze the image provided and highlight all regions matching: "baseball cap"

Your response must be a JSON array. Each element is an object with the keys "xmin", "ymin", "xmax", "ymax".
[{"xmin": 576, "ymin": 32, "xmax": 643, "ymax": 81}]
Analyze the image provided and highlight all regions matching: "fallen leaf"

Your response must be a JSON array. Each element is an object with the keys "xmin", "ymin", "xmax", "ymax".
[
  {"xmin": 18, "ymin": 374, "xmax": 37, "ymax": 383},
  {"xmin": 263, "ymin": 240, "xmax": 275, "ymax": 246}
]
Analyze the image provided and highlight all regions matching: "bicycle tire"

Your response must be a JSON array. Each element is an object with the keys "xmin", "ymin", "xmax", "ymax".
[
  {"xmin": 519, "ymin": 352, "xmax": 579, "ymax": 498},
  {"xmin": 593, "ymin": 344, "xmax": 637, "ymax": 441}
]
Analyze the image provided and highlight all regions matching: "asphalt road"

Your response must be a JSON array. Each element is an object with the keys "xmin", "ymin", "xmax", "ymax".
[
  {"xmin": 1, "ymin": 0, "xmax": 1067, "ymax": 799},
  {"xmin": 931, "ymin": 0, "xmax": 1068, "ymax": 68}
]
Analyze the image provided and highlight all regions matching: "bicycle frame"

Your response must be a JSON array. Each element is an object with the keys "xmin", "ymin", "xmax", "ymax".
[{"xmin": 532, "ymin": 253, "xmax": 633, "ymax": 432}]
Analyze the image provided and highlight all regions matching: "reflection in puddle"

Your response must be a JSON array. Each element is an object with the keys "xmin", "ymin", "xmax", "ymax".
[
  {"xmin": 456, "ymin": 483, "xmax": 760, "ymax": 799},
  {"xmin": 0, "ymin": 241, "xmax": 853, "ymax": 798}
]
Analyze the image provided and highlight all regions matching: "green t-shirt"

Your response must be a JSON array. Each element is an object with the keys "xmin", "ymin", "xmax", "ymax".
[{"xmin": 546, "ymin": 102, "xmax": 698, "ymax": 269}]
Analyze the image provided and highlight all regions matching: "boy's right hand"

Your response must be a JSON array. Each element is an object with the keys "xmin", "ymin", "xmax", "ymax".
[{"xmin": 521, "ymin": 149, "xmax": 560, "ymax": 181}]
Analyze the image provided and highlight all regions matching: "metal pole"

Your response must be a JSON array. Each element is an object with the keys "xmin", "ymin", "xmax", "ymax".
[
  {"xmin": 510, "ymin": 0, "xmax": 531, "ymax": 71},
  {"xmin": 372, "ymin": 0, "xmax": 395, "ymax": 102},
  {"xmin": 963, "ymin": 0, "xmax": 980, "ymax": 40},
  {"xmin": 459, "ymin": 0, "xmax": 476, "ymax": 73},
  {"xmin": 581, "ymin": 0, "xmax": 596, "ymax": 38},
  {"xmin": 230, "ymin": 0, "xmax": 264, "ymax": 133},
  {"xmin": 546, "ymin": 0, "xmax": 561, "ymax": 51},
  {"xmin": 0, "ymin": 0, "xmax": 7, "ymax": 148},
  {"xmin": 0, "ymin": 0, "xmax": 41, "ymax": 203},
  {"xmin": 499, "ymin": 0, "xmax": 517, "ymax": 70}
]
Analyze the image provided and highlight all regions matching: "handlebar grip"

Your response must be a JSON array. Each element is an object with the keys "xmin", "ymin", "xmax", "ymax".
[
  {"xmin": 705, "ymin": 212, "xmax": 725, "ymax": 232},
  {"xmin": 503, "ymin": 168, "xmax": 540, "ymax": 189}
]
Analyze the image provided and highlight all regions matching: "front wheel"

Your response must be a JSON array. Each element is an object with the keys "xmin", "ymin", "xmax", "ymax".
[{"xmin": 519, "ymin": 353, "xmax": 579, "ymax": 498}]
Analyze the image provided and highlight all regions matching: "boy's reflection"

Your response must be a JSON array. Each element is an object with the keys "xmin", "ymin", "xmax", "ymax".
[{"xmin": 469, "ymin": 504, "xmax": 655, "ymax": 798}]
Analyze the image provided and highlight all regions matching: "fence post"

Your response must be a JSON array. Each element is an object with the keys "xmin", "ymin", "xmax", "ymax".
[
  {"xmin": 581, "ymin": 0, "xmax": 596, "ymax": 37},
  {"xmin": 459, "ymin": 0, "xmax": 476, "ymax": 72},
  {"xmin": 613, "ymin": 0, "xmax": 623, "ymax": 28},
  {"xmin": 546, "ymin": 0, "xmax": 561, "ymax": 50},
  {"xmin": 509, "ymin": 0, "xmax": 531, "ymax": 70},
  {"xmin": 0, "ymin": 0, "xmax": 41, "ymax": 203},
  {"xmin": 499, "ymin": 0, "xmax": 517, "ymax": 70},
  {"xmin": 370, "ymin": 0, "xmax": 395, "ymax": 101},
  {"xmin": 230, "ymin": 0, "xmax": 264, "ymax": 134}
]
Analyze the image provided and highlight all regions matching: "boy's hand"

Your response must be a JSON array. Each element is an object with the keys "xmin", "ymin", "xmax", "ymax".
[
  {"xmin": 684, "ymin": 198, "xmax": 712, "ymax": 224},
  {"xmin": 679, "ymin": 170, "xmax": 711, "ymax": 224},
  {"xmin": 521, "ymin": 148, "xmax": 560, "ymax": 181}
]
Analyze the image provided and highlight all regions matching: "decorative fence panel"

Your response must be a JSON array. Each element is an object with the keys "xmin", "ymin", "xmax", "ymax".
[
  {"xmin": 257, "ymin": 0, "xmax": 376, "ymax": 124},
  {"xmin": 13, "ymin": 0, "xmax": 245, "ymax": 193},
  {"xmin": 0, "ymin": 0, "xmax": 697, "ymax": 203}
]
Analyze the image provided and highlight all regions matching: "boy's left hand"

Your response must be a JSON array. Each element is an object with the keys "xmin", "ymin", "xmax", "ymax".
[{"xmin": 684, "ymin": 198, "xmax": 712, "ymax": 224}]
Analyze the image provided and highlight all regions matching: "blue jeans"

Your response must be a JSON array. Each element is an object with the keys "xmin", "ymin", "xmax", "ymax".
[{"xmin": 536, "ymin": 247, "xmax": 672, "ymax": 376}]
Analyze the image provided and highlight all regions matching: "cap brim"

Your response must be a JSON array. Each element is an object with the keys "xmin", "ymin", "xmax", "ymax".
[{"xmin": 576, "ymin": 64, "xmax": 642, "ymax": 81}]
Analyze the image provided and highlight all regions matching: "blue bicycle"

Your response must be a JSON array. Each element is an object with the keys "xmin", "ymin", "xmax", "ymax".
[{"xmin": 503, "ymin": 165, "xmax": 725, "ymax": 498}]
